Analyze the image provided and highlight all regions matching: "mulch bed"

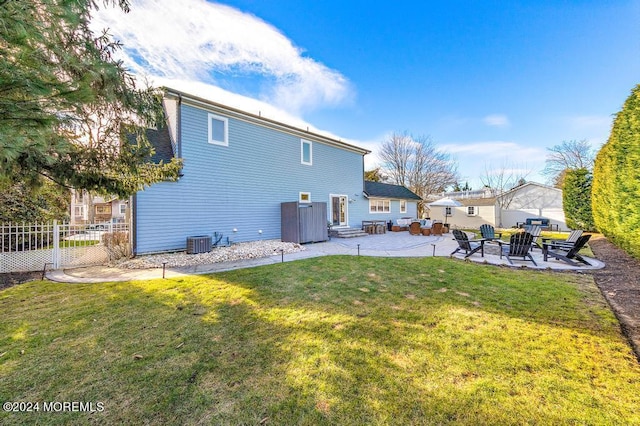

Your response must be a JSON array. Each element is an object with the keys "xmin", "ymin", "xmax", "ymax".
[
  {"xmin": 0, "ymin": 271, "xmax": 43, "ymax": 291},
  {"xmin": 2, "ymin": 235, "xmax": 640, "ymax": 361},
  {"xmin": 587, "ymin": 235, "xmax": 640, "ymax": 361}
]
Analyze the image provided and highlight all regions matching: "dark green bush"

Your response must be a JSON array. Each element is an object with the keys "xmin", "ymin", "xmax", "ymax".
[{"xmin": 563, "ymin": 168, "xmax": 595, "ymax": 231}]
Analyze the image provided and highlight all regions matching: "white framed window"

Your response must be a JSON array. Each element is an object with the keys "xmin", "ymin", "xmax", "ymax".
[
  {"xmin": 299, "ymin": 192, "xmax": 311, "ymax": 203},
  {"xmin": 119, "ymin": 203, "xmax": 127, "ymax": 215},
  {"xmin": 369, "ymin": 199, "xmax": 390, "ymax": 213},
  {"xmin": 95, "ymin": 205, "xmax": 112, "ymax": 215},
  {"xmin": 400, "ymin": 200, "xmax": 407, "ymax": 214},
  {"xmin": 301, "ymin": 139, "xmax": 312, "ymax": 165},
  {"xmin": 444, "ymin": 206, "xmax": 453, "ymax": 217},
  {"xmin": 74, "ymin": 205, "xmax": 85, "ymax": 218},
  {"xmin": 208, "ymin": 113, "xmax": 228, "ymax": 146},
  {"xmin": 466, "ymin": 206, "xmax": 477, "ymax": 216}
]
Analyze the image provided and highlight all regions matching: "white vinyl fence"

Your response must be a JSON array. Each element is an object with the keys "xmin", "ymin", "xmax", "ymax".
[
  {"xmin": 1, "ymin": 221, "xmax": 129, "ymax": 273},
  {"xmin": 500, "ymin": 208, "xmax": 568, "ymax": 231}
]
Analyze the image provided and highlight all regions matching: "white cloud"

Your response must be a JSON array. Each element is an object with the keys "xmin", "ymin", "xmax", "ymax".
[
  {"xmin": 483, "ymin": 114, "xmax": 510, "ymax": 128},
  {"xmin": 91, "ymin": 0, "xmax": 352, "ymax": 114}
]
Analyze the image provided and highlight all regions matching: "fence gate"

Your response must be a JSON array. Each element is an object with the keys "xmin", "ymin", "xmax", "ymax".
[{"xmin": 0, "ymin": 221, "xmax": 130, "ymax": 273}]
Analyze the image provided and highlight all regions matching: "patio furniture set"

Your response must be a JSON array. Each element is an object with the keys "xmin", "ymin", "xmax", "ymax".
[
  {"xmin": 515, "ymin": 217, "xmax": 560, "ymax": 232},
  {"xmin": 451, "ymin": 225, "xmax": 592, "ymax": 267},
  {"xmin": 387, "ymin": 218, "xmax": 448, "ymax": 236}
]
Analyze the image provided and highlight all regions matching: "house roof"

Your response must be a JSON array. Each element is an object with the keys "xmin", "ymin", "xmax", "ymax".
[
  {"xmin": 164, "ymin": 88, "xmax": 371, "ymax": 156},
  {"xmin": 498, "ymin": 181, "xmax": 561, "ymax": 198},
  {"xmin": 127, "ymin": 126, "xmax": 175, "ymax": 164},
  {"xmin": 146, "ymin": 126, "xmax": 175, "ymax": 164},
  {"xmin": 364, "ymin": 181, "xmax": 422, "ymax": 201},
  {"xmin": 458, "ymin": 197, "xmax": 497, "ymax": 206}
]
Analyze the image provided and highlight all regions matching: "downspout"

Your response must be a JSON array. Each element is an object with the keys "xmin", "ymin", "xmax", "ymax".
[
  {"xmin": 361, "ymin": 154, "xmax": 365, "ymax": 194},
  {"xmin": 177, "ymin": 94, "xmax": 183, "ymax": 160},
  {"xmin": 131, "ymin": 194, "xmax": 137, "ymax": 256}
]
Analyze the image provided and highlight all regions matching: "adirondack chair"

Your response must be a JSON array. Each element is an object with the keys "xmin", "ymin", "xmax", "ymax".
[
  {"xmin": 541, "ymin": 230, "xmax": 583, "ymax": 248},
  {"xmin": 543, "ymin": 234, "xmax": 592, "ymax": 266},
  {"xmin": 451, "ymin": 229, "xmax": 485, "ymax": 258},
  {"xmin": 499, "ymin": 232, "xmax": 537, "ymax": 266},
  {"xmin": 523, "ymin": 224, "xmax": 542, "ymax": 250},
  {"xmin": 479, "ymin": 224, "xmax": 502, "ymax": 241}
]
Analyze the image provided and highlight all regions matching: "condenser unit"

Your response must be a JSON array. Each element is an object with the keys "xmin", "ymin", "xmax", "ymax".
[{"xmin": 186, "ymin": 236, "xmax": 212, "ymax": 254}]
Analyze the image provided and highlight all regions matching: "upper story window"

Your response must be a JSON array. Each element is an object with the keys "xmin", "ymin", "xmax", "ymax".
[
  {"xmin": 301, "ymin": 139, "xmax": 312, "ymax": 165},
  {"xmin": 208, "ymin": 113, "xmax": 228, "ymax": 146},
  {"xmin": 400, "ymin": 200, "xmax": 407, "ymax": 214}
]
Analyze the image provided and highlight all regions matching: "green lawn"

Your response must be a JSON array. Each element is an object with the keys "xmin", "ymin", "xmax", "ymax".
[{"xmin": 1, "ymin": 256, "xmax": 639, "ymax": 425}]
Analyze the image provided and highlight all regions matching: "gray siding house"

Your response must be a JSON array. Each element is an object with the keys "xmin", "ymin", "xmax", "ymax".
[{"xmin": 132, "ymin": 89, "xmax": 421, "ymax": 254}]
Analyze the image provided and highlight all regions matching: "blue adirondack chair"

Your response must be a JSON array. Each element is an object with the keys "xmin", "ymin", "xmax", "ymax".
[{"xmin": 479, "ymin": 224, "xmax": 502, "ymax": 241}]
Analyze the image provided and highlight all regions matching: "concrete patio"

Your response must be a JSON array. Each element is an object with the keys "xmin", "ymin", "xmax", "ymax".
[
  {"xmin": 321, "ymin": 230, "xmax": 604, "ymax": 271},
  {"xmin": 47, "ymin": 230, "xmax": 603, "ymax": 283}
]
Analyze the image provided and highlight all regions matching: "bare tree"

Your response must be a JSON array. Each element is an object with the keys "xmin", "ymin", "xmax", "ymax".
[
  {"xmin": 480, "ymin": 161, "xmax": 530, "ymax": 226},
  {"xmin": 379, "ymin": 132, "xmax": 459, "ymax": 214},
  {"xmin": 542, "ymin": 140, "xmax": 595, "ymax": 187},
  {"xmin": 379, "ymin": 132, "xmax": 413, "ymax": 186}
]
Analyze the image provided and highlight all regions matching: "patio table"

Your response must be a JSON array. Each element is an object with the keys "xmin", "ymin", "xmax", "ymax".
[{"xmin": 362, "ymin": 220, "xmax": 387, "ymax": 234}]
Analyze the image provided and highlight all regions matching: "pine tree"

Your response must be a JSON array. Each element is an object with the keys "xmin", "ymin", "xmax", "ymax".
[
  {"xmin": 0, "ymin": 0, "xmax": 181, "ymax": 198},
  {"xmin": 562, "ymin": 168, "xmax": 594, "ymax": 231}
]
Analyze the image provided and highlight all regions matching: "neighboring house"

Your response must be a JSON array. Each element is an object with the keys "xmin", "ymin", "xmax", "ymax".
[
  {"xmin": 497, "ymin": 182, "xmax": 566, "ymax": 229},
  {"xmin": 363, "ymin": 180, "xmax": 421, "ymax": 219},
  {"xmin": 427, "ymin": 182, "xmax": 568, "ymax": 231},
  {"xmin": 133, "ymin": 88, "xmax": 420, "ymax": 255},
  {"xmin": 70, "ymin": 190, "xmax": 128, "ymax": 225}
]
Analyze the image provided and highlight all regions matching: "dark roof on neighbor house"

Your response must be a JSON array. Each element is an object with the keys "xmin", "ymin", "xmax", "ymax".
[
  {"xmin": 458, "ymin": 197, "xmax": 497, "ymax": 207},
  {"xmin": 364, "ymin": 181, "xmax": 422, "ymax": 201},
  {"xmin": 126, "ymin": 126, "xmax": 175, "ymax": 164},
  {"xmin": 145, "ymin": 126, "xmax": 175, "ymax": 164}
]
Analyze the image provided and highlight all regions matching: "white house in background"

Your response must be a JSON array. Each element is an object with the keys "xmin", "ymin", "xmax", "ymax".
[
  {"xmin": 427, "ymin": 182, "xmax": 568, "ymax": 231},
  {"xmin": 70, "ymin": 190, "xmax": 128, "ymax": 225}
]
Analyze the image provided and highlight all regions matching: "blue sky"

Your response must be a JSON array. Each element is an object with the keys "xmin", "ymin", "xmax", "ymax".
[{"xmin": 93, "ymin": 0, "xmax": 640, "ymax": 188}]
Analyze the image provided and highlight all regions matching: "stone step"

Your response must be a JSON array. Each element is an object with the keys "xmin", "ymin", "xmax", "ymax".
[{"xmin": 329, "ymin": 227, "xmax": 369, "ymax": 238}]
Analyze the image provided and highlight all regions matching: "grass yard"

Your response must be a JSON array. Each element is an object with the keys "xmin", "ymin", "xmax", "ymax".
[{"xmin": 1, "ymin": 256, "xmax": 639, "ymax": 425}]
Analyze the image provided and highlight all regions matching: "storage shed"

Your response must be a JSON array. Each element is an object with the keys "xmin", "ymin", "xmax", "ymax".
[{"xmin": 281, "ymin": 202, "xmax": 328, "ymax": 244}]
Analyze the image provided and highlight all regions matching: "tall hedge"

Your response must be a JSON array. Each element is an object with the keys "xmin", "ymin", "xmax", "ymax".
[
  {"xmin": 562, "ymin": 168, "xmax": 594, "ymax": 231},
  {"xmin": 592, "ymin": 85, "xmax": 640, "ymax": 259}
]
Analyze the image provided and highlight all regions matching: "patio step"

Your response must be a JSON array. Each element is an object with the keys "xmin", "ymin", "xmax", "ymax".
[{"xmin": 329, "ymin": 227, "xmax": 369, "ymax": 238}]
